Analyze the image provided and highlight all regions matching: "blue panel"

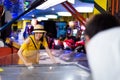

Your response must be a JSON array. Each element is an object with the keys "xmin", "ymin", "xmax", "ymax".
[
  {"xmin": 11, "ymin": 13, "xmax": 18, "ymax": 18},
  {"xmin": 80, "ymin": 0, "xmax": 94, "ymax": 3},
  {"xmin": 56, "ymin": 22, "xmax": 67, "ymax": 38}
]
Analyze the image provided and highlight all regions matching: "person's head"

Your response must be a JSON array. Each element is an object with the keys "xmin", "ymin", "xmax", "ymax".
[
  {"xmin": 31, "ymin": 18, "xmax": 39, "ymax": 27},
  {"xmin": 85, "ymin": 13, "xmax": 120, "ymax": 43},
  {"xmin": 33, "ymin": 24, "xmax": 46, "ymax": 41}
]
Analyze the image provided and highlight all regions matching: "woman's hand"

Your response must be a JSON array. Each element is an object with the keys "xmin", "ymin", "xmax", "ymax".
[
  {"xmin": 26, "ymin": 63, "xmax": 34, "ymax": 70},
  {"xmin": 25, "ymin": 62, "xmax": 32, "ymax": 67}
]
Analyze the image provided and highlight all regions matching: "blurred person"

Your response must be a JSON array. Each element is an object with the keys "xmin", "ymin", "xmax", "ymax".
[
  {"xmin": 84, "ymin": 13, "xmax": 120, "ymax": 80},
  {"xmin": 86, "ymin": 27, "xmax": 120, "ymax": 80},
  {"xmin": 23, "ymin": 22, "xmax": 34, "ymax": 39},
  {"xmin": 23, "ymin": 18, "xmax": 38, "ymax": 39},
  {"xmin": 0, "ymin": 39, "xmax": 4, "ymax": 47},
  {"xmin": 31, "ymin": 18, "xmax": 39, "ymax": 27},
  {"xmin": 17, "ymin": 24, "xmax": 57, "ymax": 67}
]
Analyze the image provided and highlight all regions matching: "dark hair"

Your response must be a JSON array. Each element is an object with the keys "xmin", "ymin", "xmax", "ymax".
[
  {"xmin": 85, "ymin": 13, "xmax": 120, "ymax": 39},
  {"xmin": 39, "ymin": 33, "xmax": 46, "ymax": 42},
  {"xmin": 39, "ymin": 35, "xmax": 44, "ymax": 42}
]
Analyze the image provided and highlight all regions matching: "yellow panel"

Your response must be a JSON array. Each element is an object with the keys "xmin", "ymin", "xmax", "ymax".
[
  {"xmin": 17, "ymin": 20, "xmax": 23, "ymax": 29},
  {"xmin": 11, "ymin": 23, "xmax": 17, "ymax": 27},
  {"xmin": 23, "ymin": 20, "xmax": 31, "ymax": 27},
  {"xmin": 94, "ymin": 0, "xmax": 107, "ymax": 14}
]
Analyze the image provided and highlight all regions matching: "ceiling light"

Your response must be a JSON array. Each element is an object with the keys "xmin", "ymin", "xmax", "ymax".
[
  {"xmin": 36, "ymin": 0, "xmax": 75, "ymax": 10},
  {"xmin": 57, "ymin": 12, "xmax": 72, "ymax": 16},
  {"xmin": 37, "ymin": 17, "xmax": 48, "ymax": 21},
  {"xmin": 22, "ymin": 18, "xmax": 24, "ymax": 20},
  {"xmin": 51, "ymin": 8, "xmax": 55, "ymax": 11},
  {"xmin": 67, "ymin": 0, "xmax": 75, "ymax": 4},
  {"xmin": 75, "ymin": 6, "xmax": 94, "ymax": 13},
  {"xmin": 36, "ymin": 0, "xmax": 66, "ymax": 10},
  {"xmin": 45, "ymin": 15, "xmax": 58, "ymax": 19},
  {"xmin": 32, "ymin": 15, "xmax": 35, "ymax": 17}
]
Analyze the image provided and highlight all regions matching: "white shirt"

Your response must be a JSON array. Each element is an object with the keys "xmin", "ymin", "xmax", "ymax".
[
  {"xmin": 86, "ymin": 27, "xmax": 120, "ymax": 80},
  {"xmin": 0, "ymin": 40, "xmax": 4, "ymax": 47}
]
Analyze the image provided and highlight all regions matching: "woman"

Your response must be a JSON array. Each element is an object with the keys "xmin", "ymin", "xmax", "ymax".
[{"xmin": 17, "ymin": 24, "xmax": 57, "ymax": 67}]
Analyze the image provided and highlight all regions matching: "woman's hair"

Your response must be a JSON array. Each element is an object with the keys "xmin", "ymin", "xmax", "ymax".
[
  {"xmin": 39, "ymin": 34, "xmax": 44, "ymax": 42},
  {"xmin": 85, "ymin": 13, "xmax": 120, "ymax": 39},
  {"xmin": 39, "ymin": 33, "xmax": 47, "ymax": 42}
]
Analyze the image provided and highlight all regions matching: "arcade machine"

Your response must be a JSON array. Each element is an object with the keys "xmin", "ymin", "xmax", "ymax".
[{"xmin": 0, "ymin": 64, "xmax": 92, "ymax": 80}]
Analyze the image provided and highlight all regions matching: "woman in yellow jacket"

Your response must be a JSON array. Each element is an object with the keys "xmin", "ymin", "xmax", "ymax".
[{"xmin": 17, "ymin": 24, "xmax": 57, "ymax": 67}]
